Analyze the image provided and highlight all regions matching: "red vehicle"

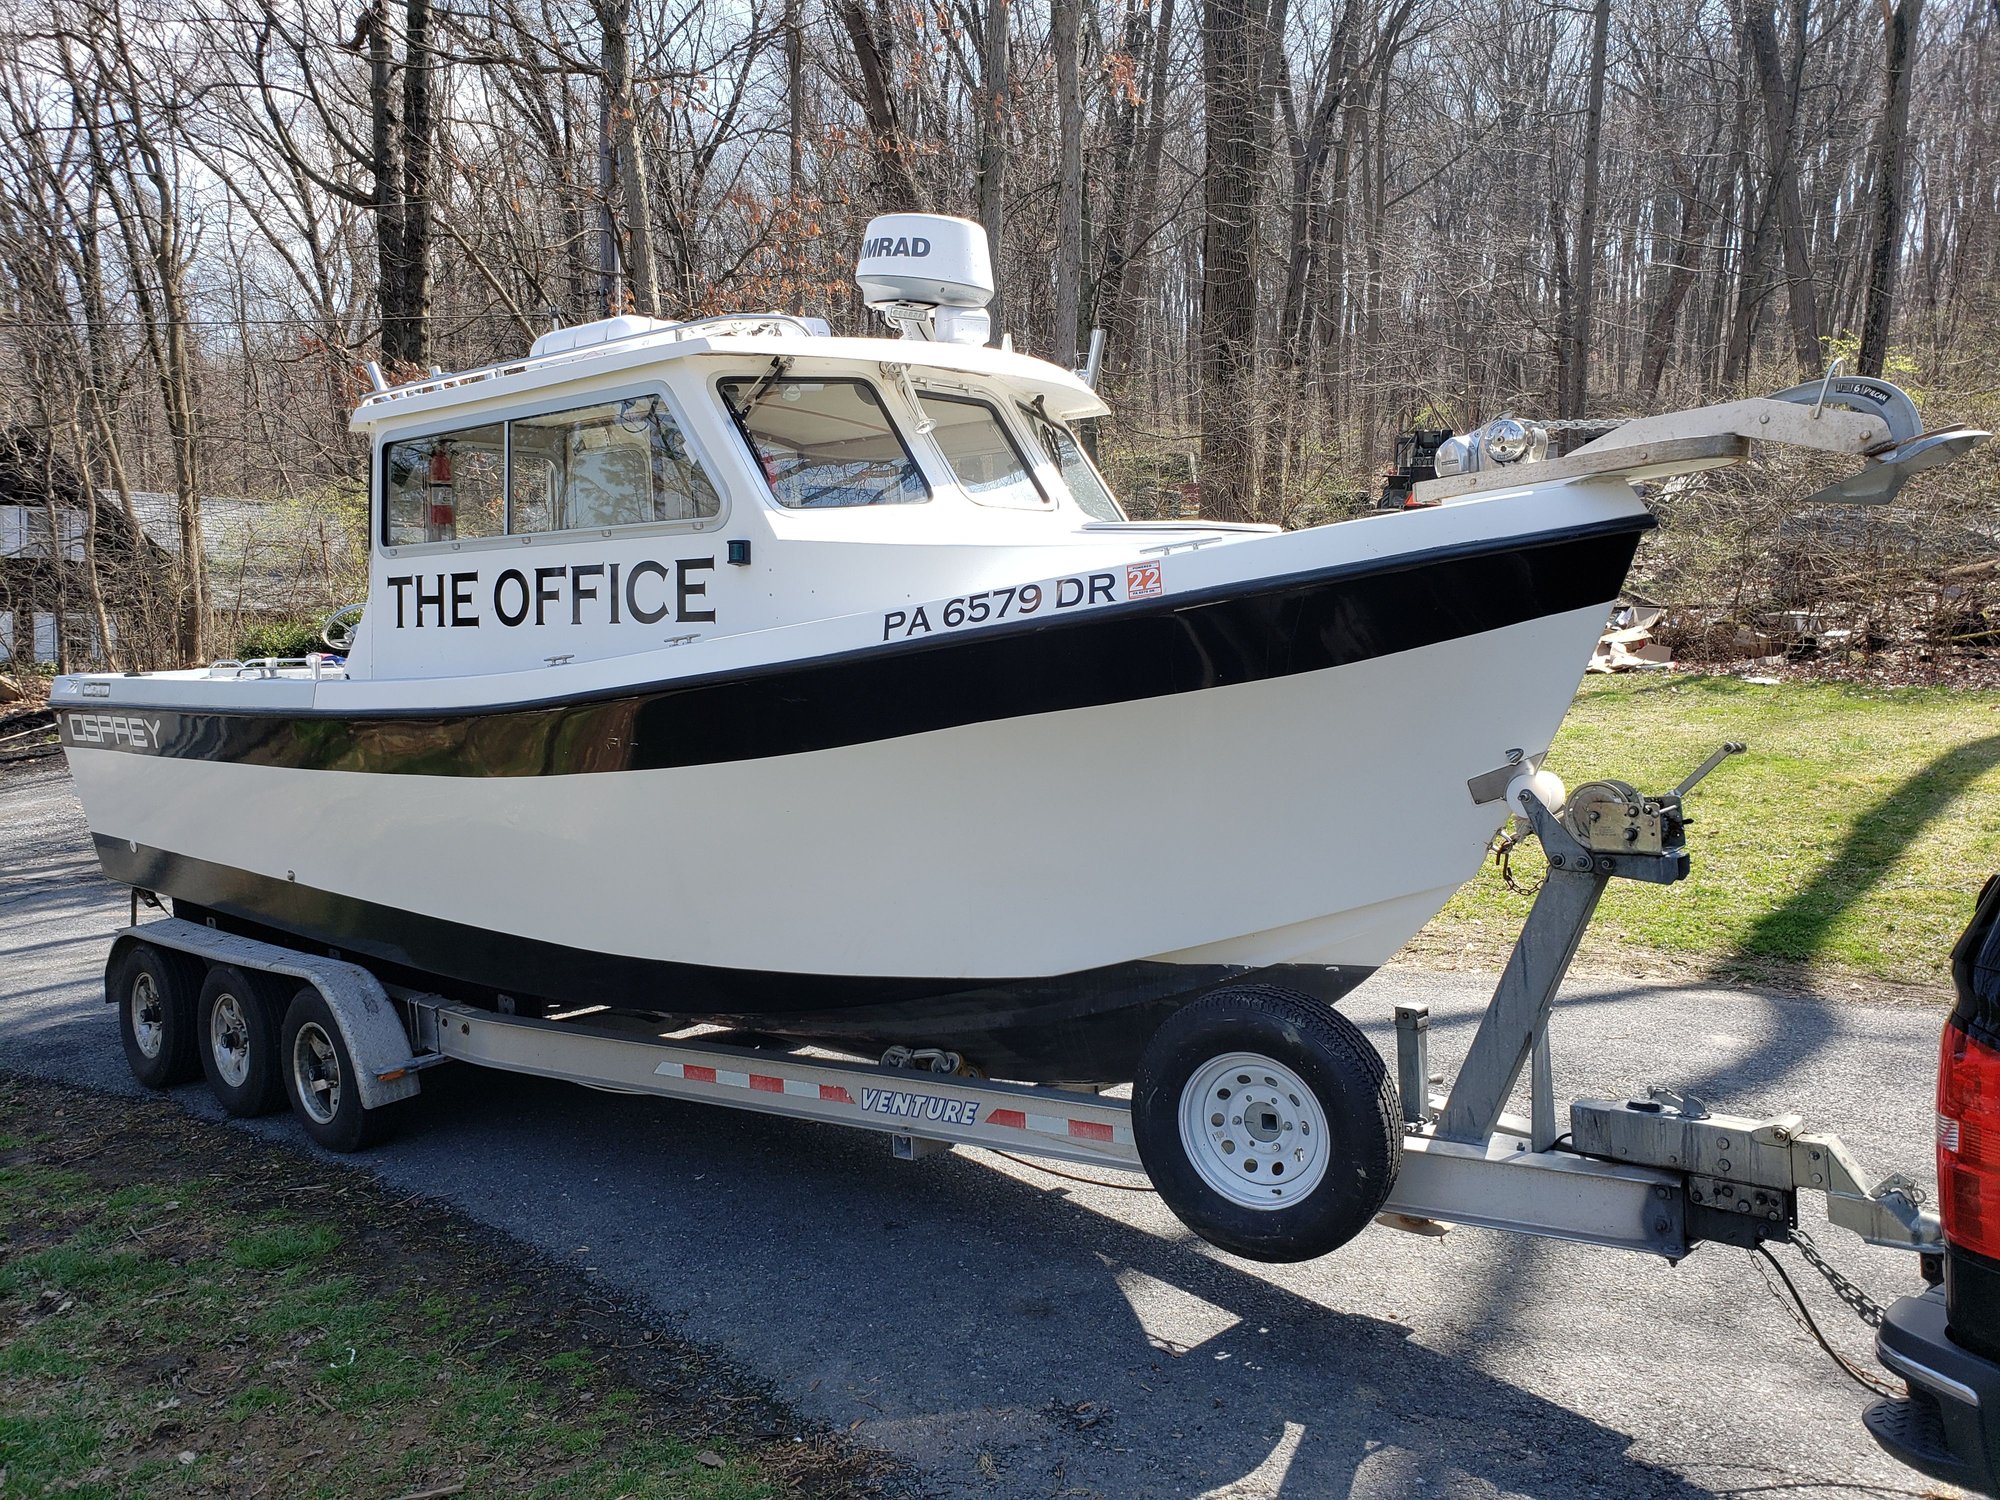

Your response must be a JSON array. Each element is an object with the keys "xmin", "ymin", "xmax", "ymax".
[{"xmin": 1869, "ymin": 874, "xmax": 2000, "ymax": 1493}]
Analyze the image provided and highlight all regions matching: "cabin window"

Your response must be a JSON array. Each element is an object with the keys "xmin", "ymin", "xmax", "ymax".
[
  {"xmin": 1024, "ymin": 410, "xmax": 1126, "ymax": 522},
  {"xmin": 508, "ymin": 396, "xmax": 718, "ymax": 532},
  {"xmin": 380, "ymin": 392, "xmax": 717, "ymax": 546},
  {"xmin": 720, "ymin": 376, "xmax": 929, "ymax": 509},
  {"xmin": 915, "ymin": 392, "xmax": 1049, "ymax": 510},
  {"xmin": 382, "ymin": 425, "xmax": 507, "ymax": 546}
]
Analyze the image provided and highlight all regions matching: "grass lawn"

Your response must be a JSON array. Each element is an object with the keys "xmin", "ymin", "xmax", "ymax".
[
  {"xmin": 0, "ymin": 1077, "xmax": 885, "ymax": 1500},
  {"xmin": 1406, "ymin": 674, "xmax": 2000, "ymax": 991}
]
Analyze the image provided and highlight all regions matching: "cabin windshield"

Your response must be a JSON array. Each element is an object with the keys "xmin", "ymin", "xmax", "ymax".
[
  {"xmin": 721, "ymin": 376, "xmax": 929, "ymax": 509},
  {"xmin": 916, "ymin": 391, "xmax": 1049, "ymax": 510},
  {"xmin": 1022, "ymin": 409, "xmax": 1126, "ymax": 521}
]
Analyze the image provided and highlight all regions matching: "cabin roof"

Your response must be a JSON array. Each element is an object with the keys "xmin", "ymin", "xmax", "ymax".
[{"xmin": 349, "ymin": 319, "xmax": 1109, "ymax": 435}]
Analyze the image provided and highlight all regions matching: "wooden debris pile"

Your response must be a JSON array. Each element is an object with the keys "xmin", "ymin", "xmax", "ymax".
[{"xmin": 1590, "ymin": 604, "xmax": 1674, "ymax": 672}]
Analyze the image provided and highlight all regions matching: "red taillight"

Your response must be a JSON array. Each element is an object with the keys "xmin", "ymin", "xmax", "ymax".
[{"xmin": 1939, "ymin": 1018, "xmax": 2000, "ymax": 1258}]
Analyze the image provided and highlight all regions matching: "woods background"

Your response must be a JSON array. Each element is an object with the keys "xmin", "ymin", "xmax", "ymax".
[{"xmin": 1, "ymin": 0, "xmax": 1995, "ymax": 672}]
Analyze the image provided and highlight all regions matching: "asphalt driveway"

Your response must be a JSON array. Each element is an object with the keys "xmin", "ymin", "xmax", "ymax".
[{"xmin": 0, "ymin": 757, "xmax": 1960, "ymax": 1498}]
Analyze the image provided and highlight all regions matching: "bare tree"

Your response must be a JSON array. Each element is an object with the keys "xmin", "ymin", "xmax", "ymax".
[{"xmin": 1859, "ymin": 0, "xmax": 1922, "ymax": 375}]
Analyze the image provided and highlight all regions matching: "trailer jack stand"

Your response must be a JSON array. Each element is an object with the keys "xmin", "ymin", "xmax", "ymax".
[{"xmin": 1381, "ymin": 744, "xmax": 1943, "ymax": 1263}]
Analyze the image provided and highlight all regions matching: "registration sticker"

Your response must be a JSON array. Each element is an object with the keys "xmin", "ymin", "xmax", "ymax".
[{"xmin": 1126, "ymin": 560, "xmax": 1164, "ymax": 600}]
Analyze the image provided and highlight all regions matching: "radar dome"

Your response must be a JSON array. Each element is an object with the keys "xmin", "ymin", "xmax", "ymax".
[{"xmin": 855, "ymin": 214, "xmax": 994, "ymax": 311}]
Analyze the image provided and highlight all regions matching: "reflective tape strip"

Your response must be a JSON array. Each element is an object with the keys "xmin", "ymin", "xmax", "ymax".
[
  {"xmin": 656, "ymin": 1060, "xmax": 853, "ymax": 1108},
  {"xmin": 986, "ymin": 1106, "xmax": 1130, "ymax": 1146},
  {"xmin": 649, "ymin": 1062, "xmax": 1124, "ymax": 1144}
]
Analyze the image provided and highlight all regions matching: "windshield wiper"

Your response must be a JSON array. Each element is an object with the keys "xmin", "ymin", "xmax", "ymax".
[{"xmin": 726, "ymin": 356, "xmax": 791, "ymax": 421}]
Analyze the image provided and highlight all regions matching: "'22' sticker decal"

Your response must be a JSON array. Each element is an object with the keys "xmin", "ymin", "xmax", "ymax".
[{"xmin": 881, "ymin": 559, "xmax": 1168, "ymax": 641}]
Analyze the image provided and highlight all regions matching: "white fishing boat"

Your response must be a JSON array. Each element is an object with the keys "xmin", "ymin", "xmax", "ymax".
[{"xmin": 51, "ymin": 215, "xmax": 1986, "ymax": 1085}]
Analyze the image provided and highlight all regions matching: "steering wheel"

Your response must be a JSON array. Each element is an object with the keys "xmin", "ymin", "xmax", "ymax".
[{"xmin": 320, "ymin": 602, "xmax": 365, "ymax": 653}]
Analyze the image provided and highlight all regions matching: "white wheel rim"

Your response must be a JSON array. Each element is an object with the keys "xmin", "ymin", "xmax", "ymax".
[
  {"xmin": 130, "ymin": 972, "xmax": 164, "ymax": 1060},
  {"xmin": 293, "ymin": 1022, "xmax": 342, "ymax": 1124},
  {"xmin": 1177, "ymin": 1051, "xmax": 1331, "ymax": 1210},
  {"xmin": 210, "ymin": 992, "xmax": 253, "ymax": 1088}
]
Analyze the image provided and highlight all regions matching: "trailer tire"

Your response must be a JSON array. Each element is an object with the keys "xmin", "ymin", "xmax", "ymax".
[
  {"xmin": 280, "ymin": 987, "xmax": 390, "ymax": 1152},
  {"xmin": 196, "ymin": 965, "xmax": 287, "ymax": 1117},
  {"xmin": 1133, "ymin": 985, "xmax": 1399, "ymax": 1262},
  {"xmin": 111, "ymin": 942, "xmax": 204, "ymax": 1090}
]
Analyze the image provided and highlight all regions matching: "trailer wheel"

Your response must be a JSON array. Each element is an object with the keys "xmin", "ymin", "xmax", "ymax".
[
  {"xmin": 196, "ymin": 965, "xmax": 286, "ymax": 1117},
  {"xmin": 111, "ymin": 942, "xmax": 204, "ymax": 1089},
  {"xmin": 280, "ymin": 987, "xmax": 389, "ymax": 1152},
  {"xmin": 1133, "ymin": 985, "xmax": 1399, "ymax": 1262}
]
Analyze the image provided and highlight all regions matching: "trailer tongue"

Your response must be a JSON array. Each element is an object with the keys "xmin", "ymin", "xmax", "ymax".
[{"xmin": 1382, "ymin": 744, "xmax": 1937, "ymax": 1265}]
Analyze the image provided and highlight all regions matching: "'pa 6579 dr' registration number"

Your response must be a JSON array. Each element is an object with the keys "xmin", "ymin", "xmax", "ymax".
[{"xmin": 882, "ymin": 559, "xmax": 1166, "ymax": 641}]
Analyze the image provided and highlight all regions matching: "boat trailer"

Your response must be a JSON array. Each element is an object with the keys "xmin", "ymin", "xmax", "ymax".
[{"xmin": 106, "ymin": 740, "xmax": 1940, "ymax": 1274}]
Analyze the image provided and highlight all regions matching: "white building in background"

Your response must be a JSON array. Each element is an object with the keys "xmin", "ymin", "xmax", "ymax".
[{"xmin": 1, "ymin": 491, "xmax": 345, "ymax": 667}]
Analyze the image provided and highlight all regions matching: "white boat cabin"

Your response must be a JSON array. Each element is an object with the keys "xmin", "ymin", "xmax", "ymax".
[{"xmin": 339, "ymin": 215, "xmax": 1264, "ymax": 683}]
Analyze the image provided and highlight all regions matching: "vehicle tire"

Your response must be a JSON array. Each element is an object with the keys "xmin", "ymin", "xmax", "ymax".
[
  {"xmin": 110, "ymin": 942, "xmax": 204, "ymax": 1089},
  {"xmin": 280, "ymin": 986, "xmax": 389, "ymax": 1152},
  {"xmin": 1132, "ymin": 984, "xmax": 1400, "ymax": 1263},
  {"xmin": 196, "ymin": 965, "xmax": 287, "ymax": 1117}
]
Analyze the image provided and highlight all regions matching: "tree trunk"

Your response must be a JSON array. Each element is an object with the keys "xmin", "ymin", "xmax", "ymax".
[
  {"xmin": 1744, "ymin": 2, "xmax": 1823, "ymax": 377},
  {"xmin": 1558, "ymin": 0, "xmax": 1610, "ymax": 420},
  {"xmin": 390, "ymin": 0, "xmax": 435, "ymax": 363},
  {"xmin": 63, "ymin": 414, "xmax": 121, "ymax": 671},
  {"xmin": 1095, "ymin": 0, "xmax": 1175, "ymax": 387},
  {"xmin": 596, "ymin": 0, "xmax": 660, "ymax": 317},
  {"xmin": 786, "ymin": 0, "xmax": 804, "ymax": 193},
  {"xmin": 92, "ymin": 20, "xmax": 209, "ymax": 664},
  {"xmin": 1355, "ymin": 40, "xmax": 1394, "ymax": 469},
  {"xmin": 363, "ymin": 0, "xmax": 408, "ymax": 364},
  {"xmin": 836, "ymin": 0, "xmax": 924, "ymax": 209},
  {"xmin": 1859, "ymin": 0, "xmax": 1921, "ymax": 376},
  {"xmin": 1278, "ymin": 15, "xmax": 1354, "ymax": 361},
  {"xmin": 1199, "ymin": 0, "xmax": 1276, "ymax": 520},
  {"xmin": 1051, "ymin": 0, "xmax": 1084, "ymax": 367},
  {"xmin": 597, "ymin": 89, "xmax": 622, "ymax": 314},
  {"xmin": 978, "ymin": 0, "xmax": 1010, "ymax": 331},
  {"xmin": 1638, "ymin": 174, "xmax": 1720, "ymax": 401}
]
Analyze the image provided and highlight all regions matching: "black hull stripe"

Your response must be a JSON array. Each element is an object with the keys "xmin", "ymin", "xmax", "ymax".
[
  {"xmin": 63, "ymin": 516, "xmax": 1648, "ymax": 776},
  {"xmin": 103, "ymin": 838, "xmax": 1371, "ymax": 1083}
]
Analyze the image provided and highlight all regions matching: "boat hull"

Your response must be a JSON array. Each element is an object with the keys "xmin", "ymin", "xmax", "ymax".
[{"xmin": 62, "ymin": 510, "xmax": 1648, "ymax": 1081}]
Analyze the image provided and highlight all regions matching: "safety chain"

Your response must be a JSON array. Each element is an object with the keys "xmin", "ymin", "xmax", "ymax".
[
  {"xmin": 1792, "ymin": 1225, "xmax": 1888, "ymax": 1329},
  {"xmin": 1487, "ymin": 826, "xmax": 1542, "ymax": 896}
]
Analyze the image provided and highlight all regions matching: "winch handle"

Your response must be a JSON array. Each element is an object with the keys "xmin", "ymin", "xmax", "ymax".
[{"xmin": 1673, "ymin": 741, "xmax": 1746, "ymax": 799}]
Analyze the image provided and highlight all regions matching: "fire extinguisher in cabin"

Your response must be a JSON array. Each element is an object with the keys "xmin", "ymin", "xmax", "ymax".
[{"xmin": 427, "ymin": 447, "xmax": 455, "ymax": 538}]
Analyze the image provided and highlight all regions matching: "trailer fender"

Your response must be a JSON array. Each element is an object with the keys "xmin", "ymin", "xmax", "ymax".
[{"xmin": 110, "ymin": 917, "xmax": 421, "ymax": 1110}]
